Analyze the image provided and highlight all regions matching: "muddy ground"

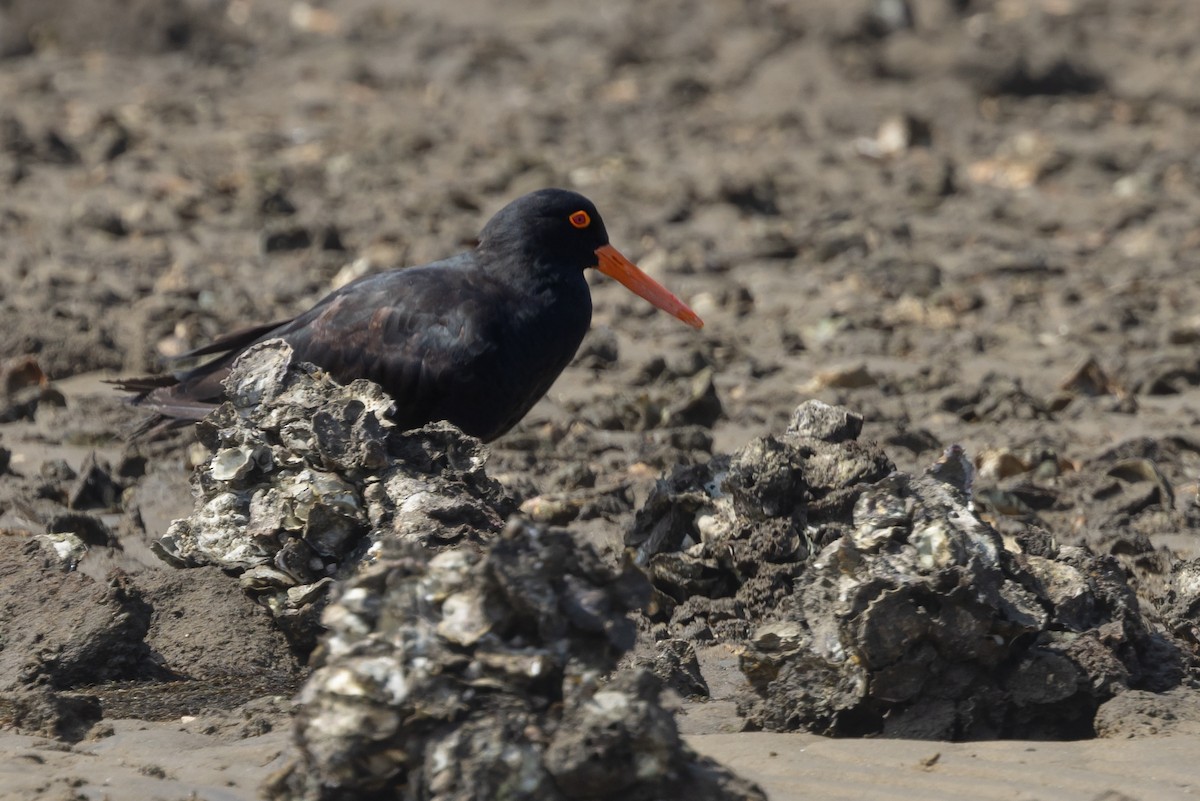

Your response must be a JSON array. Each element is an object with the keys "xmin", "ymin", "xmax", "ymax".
[{"xmin": 2, "ymin": 0, "xmax": 1200, "ymax": 798}]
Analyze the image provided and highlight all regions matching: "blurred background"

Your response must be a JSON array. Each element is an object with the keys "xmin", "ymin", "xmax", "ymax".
[{"xmin": 2, "ymin": 0, "xmax": 1200, "ymax": 469}]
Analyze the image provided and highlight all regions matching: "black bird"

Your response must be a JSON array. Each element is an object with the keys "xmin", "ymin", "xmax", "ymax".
[{"xmin": 117, "ymin": 188, "xmax": 703, "ymax": 441}]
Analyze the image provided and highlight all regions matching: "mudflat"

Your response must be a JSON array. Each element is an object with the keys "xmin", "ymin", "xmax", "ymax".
[{"xmin": 2, "ymin": 1, "xmax": 1199, "ymax": 799}]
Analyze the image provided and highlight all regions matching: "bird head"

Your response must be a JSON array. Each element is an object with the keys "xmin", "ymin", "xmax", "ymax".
[{"xmin": 478, "ymin": 188, "xmax": 703, "ymax": 329}]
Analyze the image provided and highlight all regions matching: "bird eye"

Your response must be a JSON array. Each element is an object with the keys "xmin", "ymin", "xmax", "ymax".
[{"xmin": 568, "ymin": 210, "xmax": 591, "ymax": 229}]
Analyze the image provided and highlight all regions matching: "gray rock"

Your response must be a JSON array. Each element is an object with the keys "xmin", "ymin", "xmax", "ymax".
[
  {"xmin": 266, "ymin": 519, "xmax": 764, "ymax": 801},
  {"xmin": 157, "ymin": 340, "xmax": 517, "ymax": 648}
]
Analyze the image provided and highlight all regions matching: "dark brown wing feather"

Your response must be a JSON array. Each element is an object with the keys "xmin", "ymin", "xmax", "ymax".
[
  {"xmin": 118, "ymin": 255, "xmax": 562, "ymax": 439},
  {"xmin": 177, "ymin": 319, "xmax": 293, "ymax": 359},
  {"xmin": 108, "ymin": 320, "xmax": 292, "ymax": 400},
  {"xmin": 270, "ymin": 262, "xmax": 509, "ymax": 431}
]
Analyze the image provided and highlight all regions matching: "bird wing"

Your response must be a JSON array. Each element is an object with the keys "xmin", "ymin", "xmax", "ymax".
[
  {"xmin": 108, "ymin": 318, "xmax": 300, "ymax": 423},
  {"xmin": 120, "ymin": 259, "xmax": 504, "ymax": 427},
  {"xmin": 116, "ymin": 255, "xmax": 527, "ymax": 438},
  {"xmin": 272, "ymin": 263, "xmax": 503, "ymax": 427},
  {"xmin": 177, "ymin": 319, "xmax": 294, "ymax": 359}
]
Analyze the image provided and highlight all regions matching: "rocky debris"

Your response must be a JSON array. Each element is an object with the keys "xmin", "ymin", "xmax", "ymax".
[
  {"xmin": 627, "ymin": 400, "xmax": 1191, "ymax": 739},
  {"xmin": 0, "ymin": 0, "xmax": 248, "ymax": 58},
  {"xmin": 5, "ymin": 0, "xmax": 1200, "ymax": 779},
  {"xmin": 628, "ymin": 638, "xmax": 710, "ymax": 700},
  {"xmin": 854, "ymin": 113, "xmax": 930, "ymax": 161},
  {"xmin": 157, "ymin": 340, "xmax": 517, "ymax": 644},
  {"xmin": 0, "ymin": 449, "xmax": 144, "ymax": 573},
  {"xmin": 267, "ymin": 518, "xmax": 764, "ymax": 801},
  {"xmin": 67, "ymin": 451, "xmax": 125, "ymax": 510},
  {"xmin": 1094, "ymin": 686, "xmax": 1200, "ymax": 738},
  {"xmin": 0, "ymin": 689, "xmax": 101, "ymax": 743},
  {"xmin": 582, "ymin": 368, "xmax": 724, "ymax": 433},
  {"xmin": 937, "ymin": 372, "xmax": 1052, "ymax": 422},
  {"xmin": 971, "ymin": 435, "xmax": 1200, "ymax": 584},
  {"xmin": 0, "ymin": 534, "xmax": 303, "ymax": 731},
  {"xmin": 1058, "ymin": 356, "xmax": 1127, "ymax": 401},
  {"xmin": 492, "ymin": 422, "xmax": 716, "ymax": 539},
  {"xmin": 734, "ymin": 430, "xmax": 1187, "ymax": 739},
  {"xmin": 37, "ymin": 513, "xmax": 117, "ymax": 570},
  {"xmin": 262, "ymin": 226, "xmax": 313, "ymax": 253},
  {"xmin": 0, "ymin": 355, "xmax": 65, "ymax": 423},
  {"xmin": 1160, "ymin": 559, "xmax": 1200, "ymax": 649},
  {"xmin": 628, "ymin": 400, "xmax": 893, "ymax": 641},
  {"xmin": 0, "ymin": 540, "xmax": 160, "ymax": 692}
]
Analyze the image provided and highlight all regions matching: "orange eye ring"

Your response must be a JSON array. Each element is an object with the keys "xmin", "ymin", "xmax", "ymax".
[{"xmin": 568, "ymin": 210, "xmax": 591, "ymax": 229}]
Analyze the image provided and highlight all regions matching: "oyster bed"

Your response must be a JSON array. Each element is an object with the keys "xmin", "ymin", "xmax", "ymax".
[
  {"xmin": 4, "ymin": 0, "xmax": 1200, "ymax": 798},
  {"xmin": 267, "ymin": 520, "xmax": 762, "ymax": 801},
  {"xmin": 157, "ymin": 340, "xmax": 514, "ymax": 650},
  {"xmin": 634, "ymin": 401, "xmax": 1190, "ymax": 738},
  {"xmin": 157, "ymin": 356, "xmax": 1197, "ymax": 791}
]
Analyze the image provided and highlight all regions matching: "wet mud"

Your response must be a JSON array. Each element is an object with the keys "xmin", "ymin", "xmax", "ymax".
[{"xmin": 3, "ymin": 0, "xmax": 1200, "ymax": 798}]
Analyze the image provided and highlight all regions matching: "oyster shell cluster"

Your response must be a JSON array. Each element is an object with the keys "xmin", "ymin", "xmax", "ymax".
[
  {"xmin": 266, "ymin": 518, "xmax": 765, "ymax": 801},
  {"xmin": 629, "ymin": 400, "xmax": 894, "ymax": 641},
  {"xmin": 631, "ymin": 400, "xmax": 1190, "ymax": 738},
  {"xmin": 158, "ymin": 341, "xmax": 516, "ymax": 638},
  {"xmin": 1163, "ymin": 558, "xmax": 1200, "ymax": 650}
]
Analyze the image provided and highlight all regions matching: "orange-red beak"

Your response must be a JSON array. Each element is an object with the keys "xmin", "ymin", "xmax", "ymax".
[{"xmin": 595, "ymin": 244, "xmax": 704, "ymax": 329}]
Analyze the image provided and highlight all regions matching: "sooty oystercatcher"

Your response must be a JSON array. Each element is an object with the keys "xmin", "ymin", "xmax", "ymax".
[{"xmin": 117, "ymin": 188, "xmax": 703, "ymax": 441}]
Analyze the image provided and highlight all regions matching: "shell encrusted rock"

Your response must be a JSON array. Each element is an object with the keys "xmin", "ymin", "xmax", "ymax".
[
  {"xmin": 630, "ymin": 400, "xmax": 1190, "ymax": 739},
  {"xmin": 157, "ymin": 340, "xmax": 517, "ymax": 643},
  {"xmin": 265, "ymin": 518, "xmax": 766, "ymax": 801}
]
